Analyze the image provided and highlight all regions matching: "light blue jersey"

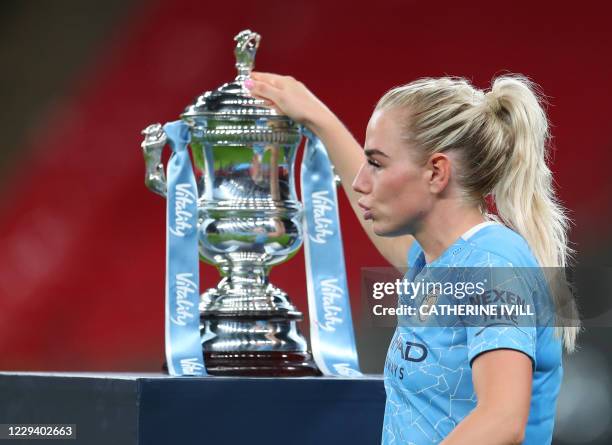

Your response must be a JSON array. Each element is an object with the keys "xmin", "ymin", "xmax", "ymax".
[{"xmin": 381, "ymin": 222, "xmax": 563, "ymax": 444}]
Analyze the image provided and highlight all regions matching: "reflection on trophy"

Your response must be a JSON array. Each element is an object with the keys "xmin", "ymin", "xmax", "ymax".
[{"xmin": 141, "ymin": 30, "xmax": 319, "ymax": 376}]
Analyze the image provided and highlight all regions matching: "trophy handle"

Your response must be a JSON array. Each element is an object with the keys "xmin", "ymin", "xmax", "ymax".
[{"xmin": 141, "ymin": 123, "xmax": 168, "ymax": 197}]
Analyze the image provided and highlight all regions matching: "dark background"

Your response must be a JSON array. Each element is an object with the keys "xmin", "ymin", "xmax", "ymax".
[{"xmin": 0, "ymin": 1, "xmax": 610, "ymax": 443}]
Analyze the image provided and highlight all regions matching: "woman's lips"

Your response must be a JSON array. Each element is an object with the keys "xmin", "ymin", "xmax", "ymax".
[{"xmin": 358, "ymin": 203, "xmax": 373, "ymax": 220}]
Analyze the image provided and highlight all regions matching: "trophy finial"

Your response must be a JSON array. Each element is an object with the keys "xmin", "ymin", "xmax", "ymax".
[{"xmin": 234, "ymin": 29, "xmax": 261, "ymax": 81}]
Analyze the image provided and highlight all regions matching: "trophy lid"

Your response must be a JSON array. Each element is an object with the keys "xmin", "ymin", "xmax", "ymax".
[{"xmin": 182, "ymin": 30, "xmax": 281, "ymax": 119}]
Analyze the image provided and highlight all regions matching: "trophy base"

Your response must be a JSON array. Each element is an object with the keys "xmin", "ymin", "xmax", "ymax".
[
  {"xmin": 162, "ymin": 351, "xmax": 320, "ymax": 377},
  {"xmin": 203, "ymin": 351, "xmax": 321, "ymax": 377},
  {"xmin": 196, "ymin": 282, "xmax": 321, "ymax": 377}
]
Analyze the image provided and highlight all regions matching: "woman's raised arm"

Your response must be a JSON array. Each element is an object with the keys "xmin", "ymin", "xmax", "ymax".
[{"xmin": 248, "ymin": 72, "xmax": 413, "ymax": 268}]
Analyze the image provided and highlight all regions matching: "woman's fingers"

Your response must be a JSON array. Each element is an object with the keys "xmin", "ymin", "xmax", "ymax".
[
  {"xmin": 251, "ymin": 71, "xmax": 286, "ymax": 88},
  {"xmin": 247, "ymin": 72, "xmax": 314, "ymax": 122},
  {"xmin": 247, "ymin": 82, "xmax": 285, "ymax": 115},
  {"xmin": 247, "ymin": 78, "xmax": 280, "ymax": 102}
]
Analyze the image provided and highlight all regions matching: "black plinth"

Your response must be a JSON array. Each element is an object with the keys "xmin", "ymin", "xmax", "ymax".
[{"xmin": 0, "ymin": 372, "xmax": 386, "ymax": 445}]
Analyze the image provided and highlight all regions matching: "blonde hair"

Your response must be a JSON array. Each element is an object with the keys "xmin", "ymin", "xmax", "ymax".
[{"xmin": 376, "ymin": 75, "xmax": 579, "ymax": 352}]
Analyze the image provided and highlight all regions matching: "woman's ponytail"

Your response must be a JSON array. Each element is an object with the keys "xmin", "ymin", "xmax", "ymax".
[{"xmin": 488, "ymin": 76, "xmax": 579, "ymax": 351}]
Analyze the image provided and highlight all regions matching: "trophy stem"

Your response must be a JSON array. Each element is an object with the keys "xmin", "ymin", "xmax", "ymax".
[{"xmin": 220, "ymin": 262, "xmax": 269, "ymax": 293}]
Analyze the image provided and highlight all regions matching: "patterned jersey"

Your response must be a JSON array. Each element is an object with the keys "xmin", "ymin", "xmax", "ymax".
[{"xmin": 381, "ymin": 222, "xmax": 563, "ymax": 444}]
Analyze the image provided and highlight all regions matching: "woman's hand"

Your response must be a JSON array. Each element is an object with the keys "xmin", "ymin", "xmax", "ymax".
[{"xmin": 246, "ymin": 72, "xmax": 332, "ymax": 133}]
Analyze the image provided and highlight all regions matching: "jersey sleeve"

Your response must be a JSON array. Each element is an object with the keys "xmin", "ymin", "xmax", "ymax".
[
  {"xmin": 464, "ymin": 252, "xmax": 538, "ymax": 369},
  {"xmin": 467, "ymin": 324, "xmax": 536, "ymax": 369}
]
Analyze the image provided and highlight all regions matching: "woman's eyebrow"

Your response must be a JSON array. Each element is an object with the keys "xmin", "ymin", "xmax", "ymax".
[{"xmin": 364, "ymin": 148, "xmax": 390, "ymax": 158}]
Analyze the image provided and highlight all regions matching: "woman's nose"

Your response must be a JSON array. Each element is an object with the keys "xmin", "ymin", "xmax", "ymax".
[{"xmin": 352, "ymin": 163, "xmax": 371, "ymax": 194}]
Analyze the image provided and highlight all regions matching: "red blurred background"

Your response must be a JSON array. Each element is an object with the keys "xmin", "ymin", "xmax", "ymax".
[{"xmin": 0, "ymin": 0, "xmax": 610, "ymax": 377}]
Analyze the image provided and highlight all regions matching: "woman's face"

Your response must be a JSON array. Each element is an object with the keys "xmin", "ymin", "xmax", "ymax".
[{"xmin": 352, "ymin": 107, "xmax": 433, "ymax": 237}]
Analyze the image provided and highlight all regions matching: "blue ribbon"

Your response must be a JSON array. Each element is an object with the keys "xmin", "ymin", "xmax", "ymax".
[
  {"xmin": 301, "ymin": 128, "xmax": 362, "ymax": 377},
  {"xmin": 163, "ymin": 120, "xmax": 207, "ymax": 376}
]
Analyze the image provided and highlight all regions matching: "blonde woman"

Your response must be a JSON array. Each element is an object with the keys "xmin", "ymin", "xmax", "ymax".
[{"xmin": 246, "ymin": 72, "xmax": 578, "ymax": 444}]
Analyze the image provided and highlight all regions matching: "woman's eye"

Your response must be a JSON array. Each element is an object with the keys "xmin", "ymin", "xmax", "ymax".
[{"xmin": 367, "ymin": 159, "xmax": 381, "ymax": 169}]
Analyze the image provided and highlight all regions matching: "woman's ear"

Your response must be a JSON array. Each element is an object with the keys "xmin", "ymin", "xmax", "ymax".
[{"xmin": 427, "ymin": 153, "xmax": 452, "ymax": 194}]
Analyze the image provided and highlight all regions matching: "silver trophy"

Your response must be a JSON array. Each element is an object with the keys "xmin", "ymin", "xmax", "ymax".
[{"xmin": 141, "ymin": 30, "xmax": 319, "ymax": 376}]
